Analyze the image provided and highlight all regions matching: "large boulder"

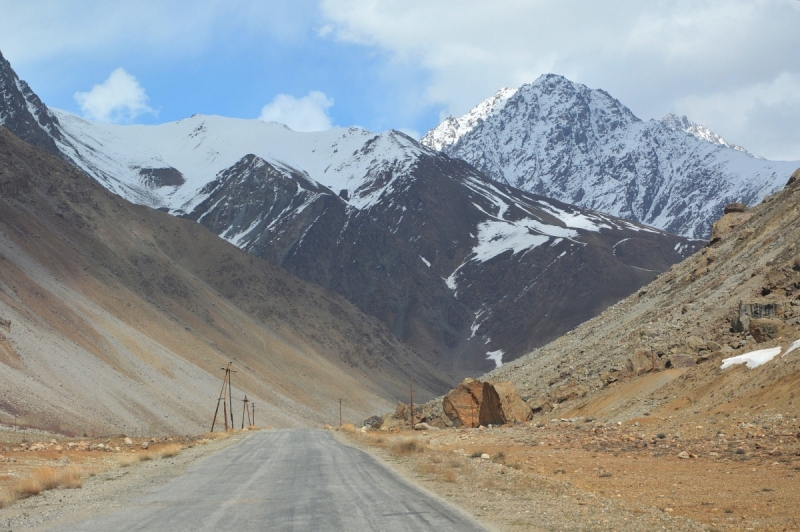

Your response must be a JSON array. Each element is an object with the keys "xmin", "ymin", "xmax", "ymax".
[
  {"xmin": 732, "ymin": 301, "xmax": 790, "ymax": 332},
  {"xmin": 626, "ymin": 349, "xmax": 654, "ymax": 376},
  {"xmin": 549, "ymin": 382, "xmax": 588, "ymax": 403},
  {"xmin": 492, "ymin": 381, "xmax": 532, "ymax": 423},
  {"xmin": 442, "ymin": 379, "xmax": 505, "ymax": 428},
  {"xmin": 748, "ymin": 319, "xmax": 791, "ymax": 343}
]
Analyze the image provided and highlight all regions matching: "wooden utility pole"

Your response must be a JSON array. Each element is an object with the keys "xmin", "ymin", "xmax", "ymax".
[
  {"xmin": 339, "ymin": 398, "xmax": 342, "ymax": 427},
  {"xmin": 227, "ymin": 363, "xmax": 237, "ymax": 429},
  {"xmin": 241, "ymin": 396, "xmax": 250, "ymax": 429},
  {"xmin": 410, "ymin": 376, "xmax": 415, "ymax": 429},
  {"xmin": 251, "ymin": 402, "xmax": 255, "ymax": 427},
  {"xmin": 211, "ymin": 362, "xmax": 231, "ymax": 432}
]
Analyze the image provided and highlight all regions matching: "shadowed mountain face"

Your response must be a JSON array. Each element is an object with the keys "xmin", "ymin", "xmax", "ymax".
[
  {"xmin": 0, "ymin": 126, "xmax": 453, "ymax": 435},
  {"xmin": 184, "ymin": 148, "xmax": 702, "ymax": 376},
  {"xmin": 425, "ymin": 74, "xmax": 800, "ymax": 239},
  {"xmin": 0, "ymin": 51, "xmax": 702, "ymax": 378},
  {"xmin": 0, "ymin": 51, "xmax": 62, "ymax": 155}
]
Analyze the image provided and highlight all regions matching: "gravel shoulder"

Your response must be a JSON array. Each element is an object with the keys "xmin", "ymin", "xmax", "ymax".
[
  {"xmin": 1, "ymin": 432, "xmax": 248, "ymax": 531},
  {"xmin": 344, "ymin": 428, "xmax": 726, "ymax": 531}
]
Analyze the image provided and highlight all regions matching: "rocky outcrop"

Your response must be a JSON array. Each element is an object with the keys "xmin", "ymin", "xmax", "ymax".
[
  {"xmin": 492, "ymin": 381, "xmax": 532, "ymax": 423},
  {"xmin": 442, "ymin": 379, "xmax": 505, "ymax": 428},
  {"xmin": 732, "ymin": 301, "xmax": 791, "ymax": 333}
]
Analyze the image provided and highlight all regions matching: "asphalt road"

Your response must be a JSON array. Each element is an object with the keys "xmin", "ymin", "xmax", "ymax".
[{"xmin": 51, "ymin": 429, "xmax": 487, "ymax": 531}]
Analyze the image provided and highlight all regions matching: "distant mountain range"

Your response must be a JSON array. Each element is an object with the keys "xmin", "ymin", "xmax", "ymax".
[
  {"xmin": 422, "ymin": 74, "xmax": 799, "ymax": 239},
  {"xmin": 0, "ymin": 51, "xmax": 703, "ymax": 375}
]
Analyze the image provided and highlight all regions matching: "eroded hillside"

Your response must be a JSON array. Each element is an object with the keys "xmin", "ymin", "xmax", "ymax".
[{"xmin": 0, "ymin": 127, "xmax": 453, "ymax": 436}]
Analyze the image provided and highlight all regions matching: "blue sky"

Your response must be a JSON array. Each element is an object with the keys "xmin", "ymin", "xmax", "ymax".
[{"xmin": 2, "ymin": 0, "xmax": 799, "ymax": 159}]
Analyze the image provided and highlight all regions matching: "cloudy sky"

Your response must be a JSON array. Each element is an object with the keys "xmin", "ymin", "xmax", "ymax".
[{"xmin": 1, "ymin": 0, "xmax": 799, "ymax": 159}]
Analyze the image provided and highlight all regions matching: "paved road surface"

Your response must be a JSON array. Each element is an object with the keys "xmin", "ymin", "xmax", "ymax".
[{"xmin": 51, "ymin": 429, "xmax": 487, "ymax": 531}]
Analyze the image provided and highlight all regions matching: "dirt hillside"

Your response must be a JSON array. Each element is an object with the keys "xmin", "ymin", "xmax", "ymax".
[
  {"xmin": 488, "ymin": 168, "xmax": 800, "ymax": 429},
  {"xmin": 0, "ymin": 126, "xmax": 453, "ymax": 436}
]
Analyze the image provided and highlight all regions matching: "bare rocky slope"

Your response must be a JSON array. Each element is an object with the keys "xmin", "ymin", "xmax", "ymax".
[
  {"xmin": 484, "ymin": 167, "xmax": 800, "ymax": 425},
  {"xmin": 0, "ymin": 126, "xmax": 453, "ymax": 436}
]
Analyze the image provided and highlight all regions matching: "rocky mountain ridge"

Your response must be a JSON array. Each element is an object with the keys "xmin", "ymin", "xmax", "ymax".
[
  {"xmin": 0, "ymin": 51, "xmax": 702, "ymax": 376},
  {"xmin": 425, "ymin": 74, "xmax": 799, "ymax": 239}
]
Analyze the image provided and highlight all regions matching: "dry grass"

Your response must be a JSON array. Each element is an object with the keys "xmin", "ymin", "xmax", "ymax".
[
  {"xmin": 0, "ymin": 465, "xmax": 89, "ymax": 506},
  {"xmin": 115, "ymin": 454, "xmax": 143, "ymax": 468},
  {"xmin": 158, "ymin": 444, "xmax": 182, "ymax": 458},
  {"xmin": 390, "ymin": 438, "xmax": 426, "ymax": 456},
  {"xmin": 340, "ymin": 423, "xmax": 356, "ymax": 433}
]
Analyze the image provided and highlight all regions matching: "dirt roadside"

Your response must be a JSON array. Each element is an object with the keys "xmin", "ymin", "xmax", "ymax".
[
  {"xmin": 344, "ymin": 422, "xmax": 800, "ymax": 532},
  {"xmin": 0, "ymin": 430, "xmax": 249, "ymax": 531}
]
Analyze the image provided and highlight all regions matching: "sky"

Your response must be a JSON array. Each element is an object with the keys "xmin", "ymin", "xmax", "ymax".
[{"xmin": 1, "ymin": 0, "xmax": 799, "ymax": 160}]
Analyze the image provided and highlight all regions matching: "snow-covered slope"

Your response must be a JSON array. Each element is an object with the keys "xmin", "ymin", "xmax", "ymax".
[
  {"xmin": 426, "ymin": 74, "xmax": 799, "ymax": 238},
  {"xmin": 421, "ymin": 87, "xmax": 516, "ymax": 151},
  {"xmin": 661, "ymin": 113, "xmax": 750, "ymax": 155}
]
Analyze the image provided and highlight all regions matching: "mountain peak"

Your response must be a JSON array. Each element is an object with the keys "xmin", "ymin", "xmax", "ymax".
[
  {"xmin": 0, "ymin": 49, "xmax": 62, "ymax": 154},
  {"xmin": 420, "ymin": 87, "xmax": 517, "ymax": 150},
  {"xmin": 661, "ymin": 113, "xmax": 751, "ymax": 155}
]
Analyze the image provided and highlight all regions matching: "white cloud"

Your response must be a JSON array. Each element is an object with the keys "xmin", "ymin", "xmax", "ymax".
[
  {"xmin": 259, "ymin": 91, "xmax": 334, "ymax": 132},
  {"xmin": 319, "ymin": 0, "xmax": 800, "ymax": 160},
  {"xmin": 74, "ymin": 68, "xmax": 154, "ymax": 122},
  {"xmin": 675, "ymin": 73, "xmax": 800, "ymax": 160}
]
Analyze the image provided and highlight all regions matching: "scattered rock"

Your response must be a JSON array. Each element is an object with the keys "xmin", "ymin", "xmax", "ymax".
[
  {"xmin": 123, "ymin": 437, "xmax": 133, "ymax": 445},
  {"xmin": 677, "ymin": 451, "xmax": 690, "ymax": 459},
  {"xmin": 57, "ymin": 455, "xmax": 70, "ymax": 464},
  {"xmin": 141, "ymin": 442, "xmax": 149, "ymax": 450},
  {"xmin": 526, "ymin": 396, "xmax": 553, "ymax": 414},
  {"xmin": 549, "ymin": 382, "xmax": 588, "ymax": 403},
  {"xmin": 414, "ymin": 422, "xmax": 439, "ymax": 431},
  {"xmin": 480, "ymin": 453, "xmax": 491, "ymax": 460},
  {"xmin": 665, "ymin": 354, "xmax": 695, "ymax": 368},
  {"xmin": 554, "ymin": 468, "xmax": 566, "ymax": 474},
  {"xmin": 599, "ymin": 471, "xmax": 612, "ymax": 478}
]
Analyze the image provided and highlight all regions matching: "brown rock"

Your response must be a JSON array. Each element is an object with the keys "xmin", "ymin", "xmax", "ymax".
[
  {"xmin": 710, "ymin": 210, "xmax": 753, "ymax": 245},
  {"xmin": 492, "ymin": 381, "xmax": 532, "ymax": 423},
  {"xmin": 665, "ymin": 354, "xmax": 695, "ymax": 368},
  {"xmin": 442, "ymin": 379, "xmax": 505, "ymax": 428},
  {"xmin": 526, "ymin": 396, "xmax": 553, "ymax": 414},
  {"xmin": 749, "ymin": 318, "xmax": 790, "ymax": 343},
  {"xmin": 549, "ymin": 382, "xmax": 588, "ymax": 403},
  {"xmin": 393, "ymin": 402, "xmax": 407, "ymax": 420},
  {"xmin": 724, "ymin": 202, "xmax": 746, "ymax": 214},
  {"xmin": 732, "ymin": 301, "xmax": 790, "ymax": 332},
  {"xmin": 686, "ymin": 336, "xmax": 708, "ymax": 352},
  {"xmin": 626, "ymin": 349, "xmax": 655, "ymax": 376}
]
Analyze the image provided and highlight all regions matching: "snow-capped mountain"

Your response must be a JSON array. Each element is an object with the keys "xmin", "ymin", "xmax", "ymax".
[
  {"xmin": 423, "ymin": 74, "xmax": 799, "ymax": 239},
  {"xmin": 420, "ymin": 87, "xmax": 516, "ymax": 151},
  {"xmin": 660, "ymin": 113, "xmax": 750, "ymax": 155},
  {"xmin": 0, "ymin": 51, "xmax": 703, "ymax": 375}
]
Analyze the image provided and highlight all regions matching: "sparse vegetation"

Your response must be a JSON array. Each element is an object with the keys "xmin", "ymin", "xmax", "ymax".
[
  {"xmin": 0, "ymin": 466, "xmax": 89, "ymax": 507},
  {"xmin": 469, "ymin": 450, "xmax": 484, "ymax": 458},
  {"xmin": 391, "ymin": 438, "xmax": 424, "ymax": 455}
]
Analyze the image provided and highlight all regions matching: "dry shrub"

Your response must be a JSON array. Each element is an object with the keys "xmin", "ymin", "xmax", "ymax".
[
  {"xmin": 16, "ymin": 466, "xmax": 83, "ymax": 498},
  {"xmin": 115, "ymin": 454, "xmax": 142, "ymax": 467},
  {"xmin": 448, "ymin": 459, "xmax": 462, "ymax": 468},
  {"xmin": 0, "ymin": 487, "xmax": 15, "ymax": 509},
  {"xmin": 158, "ymin": 444, "xmax": 182, "ymax": 458},
  {"xmin": 492, "ymin": 451, "xmax": 506, "ymax": 464},
  {"xmin": 429, "ymin": 454, "xmax": 442, "ymax": 464},
  {"xmin": 391, "ymin": 438, "xmax": 424, "ymax": 456},
  {"xmin": 341, "ymin": 423, "xmax": 356, "ymax": 433},
  {"xmin": 440, "ymin": 468, "xmax": 458, "ymax": 483},
  {"xmin": 470, "ymin": 450, "xmax": 485, "ymax": 459},
  {"xmin": 139, "ymin": 452, "xmax": 155, "ymax": 462}
]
